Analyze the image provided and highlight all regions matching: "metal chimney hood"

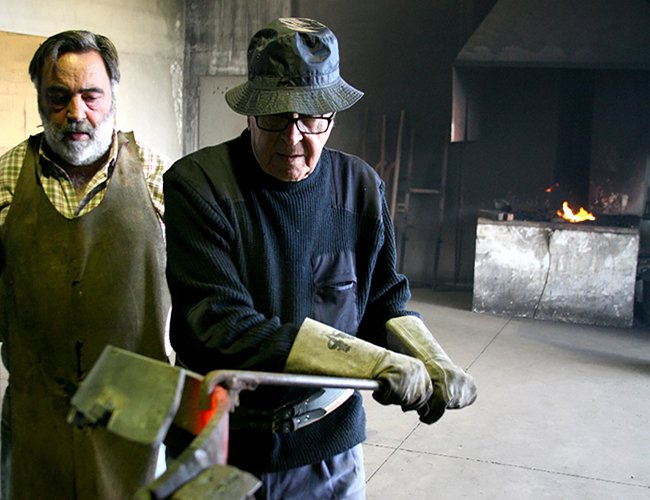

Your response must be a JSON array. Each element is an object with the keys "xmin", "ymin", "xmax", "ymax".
[{"xmin": 455, "ymin": 0, "xmax": 650, "ymax": 69}]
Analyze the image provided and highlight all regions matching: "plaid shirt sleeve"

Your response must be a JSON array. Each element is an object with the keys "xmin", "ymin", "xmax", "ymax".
[
  {"xmin": 134, "ymin": 139, "xmax": 171, "ymax": 221},
  {"xmin": 0, "ymin": 140, "xmax": 29, "ymax": 226}
]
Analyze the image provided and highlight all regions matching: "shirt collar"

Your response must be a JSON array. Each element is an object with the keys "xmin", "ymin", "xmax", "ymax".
[{"xmin": 38, "ymin": 131, "xmax": 118, "ymax": 179}]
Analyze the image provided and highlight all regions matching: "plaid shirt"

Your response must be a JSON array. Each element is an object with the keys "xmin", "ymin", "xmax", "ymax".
[{"xmin": 0, "ymin": 132, "xmax": 169, "ymax": 226}]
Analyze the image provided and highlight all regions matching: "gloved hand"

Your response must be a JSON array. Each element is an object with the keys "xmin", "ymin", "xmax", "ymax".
[
  {"xmin": 386, "ymin": 316, "xmax": 477, "ymax": 424},
  {"xmin": 286, "ymin": 318, "xmax": 432, "ymax": 412}
]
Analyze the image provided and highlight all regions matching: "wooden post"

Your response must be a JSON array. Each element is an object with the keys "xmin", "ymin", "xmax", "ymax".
[{"xmin": 389, "ymin": 109, "xmax": 406, "ymax": 220}]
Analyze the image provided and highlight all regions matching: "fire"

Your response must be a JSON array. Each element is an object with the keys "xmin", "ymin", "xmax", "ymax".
[{"xmin": 557, "ymin": 201, "xmax": 596, "ymax": 223}]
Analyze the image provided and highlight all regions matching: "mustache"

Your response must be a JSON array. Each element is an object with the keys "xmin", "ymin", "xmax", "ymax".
[
  {"xmin": 63, "ymin": 121, "xmax": 94, "ymax": 135},
  {"xmin": 43, "ymin": 120, "xmax": 95, "ymax": 144}
]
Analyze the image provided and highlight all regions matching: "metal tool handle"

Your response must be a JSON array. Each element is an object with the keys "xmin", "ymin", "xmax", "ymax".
[{"xmin": 200, "ymin": 369, "xmax": 380, "ymax": 409}]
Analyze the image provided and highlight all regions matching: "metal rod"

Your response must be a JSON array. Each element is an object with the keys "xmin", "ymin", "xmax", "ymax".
[{"xmin": 202, "ymin": 370, "xmax": 380, "ymax": 402}]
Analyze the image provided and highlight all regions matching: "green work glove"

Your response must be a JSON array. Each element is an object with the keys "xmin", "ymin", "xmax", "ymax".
[
  {"xmin": 286, "ymin": 318, "xmax": 432, "ymax": 411},
  {"xmin": 386, "ymin": 316, "xmax": 477, "ymax": 424}
]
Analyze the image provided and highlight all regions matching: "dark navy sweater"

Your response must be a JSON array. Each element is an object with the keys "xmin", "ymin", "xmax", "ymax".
[{"xmin": 163, "ymin": 130, "xmax": 413, "ymax": 473}]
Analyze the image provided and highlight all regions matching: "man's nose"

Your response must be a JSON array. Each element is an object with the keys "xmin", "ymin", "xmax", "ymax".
[
  {"xmin": 66, "ymin": 95, "xmax": 86, "ymax": 122},
  {"xmin": 282, "ymin": 121, "xmax": 304, "ymax": 145}
]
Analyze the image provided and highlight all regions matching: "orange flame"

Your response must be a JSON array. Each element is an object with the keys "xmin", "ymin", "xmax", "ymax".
[{"xmin": 557, "ymin": 201, "xmax": 595, "ymax": 223}]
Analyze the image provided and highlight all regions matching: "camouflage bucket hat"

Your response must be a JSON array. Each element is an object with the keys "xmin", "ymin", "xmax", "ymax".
[{"xmin": 225, "ymin": 18, "xmax": 364, "ymax": 116}]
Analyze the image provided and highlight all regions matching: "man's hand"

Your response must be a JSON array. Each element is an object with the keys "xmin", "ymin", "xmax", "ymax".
[
  {"xmin": 286, "ymin": 318, "xmax": 432, "ymax": 412},
  {"xmin": 386, "ymin": 316, "xmax": 477, "ymax": 424},
  {"xmin": 369, "ymin": 349, "xmax": 432, "ymax": 412},
  {"xmin": 416, "ymin": 358, "xmax": 476, "ymax": 424}
]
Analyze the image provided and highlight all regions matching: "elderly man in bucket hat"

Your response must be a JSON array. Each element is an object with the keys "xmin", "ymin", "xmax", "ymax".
[{"xmin": 163, "ymin": 17, "xmax": 476, "ymax": 498}]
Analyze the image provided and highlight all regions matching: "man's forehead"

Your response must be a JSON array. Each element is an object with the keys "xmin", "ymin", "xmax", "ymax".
[{"xmin": 43, "ymin": 51, "xmax": 109, "ymax": 83}]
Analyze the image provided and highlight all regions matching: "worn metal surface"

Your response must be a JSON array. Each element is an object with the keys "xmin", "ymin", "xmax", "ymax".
[
  {"xmin": 71, "ymin": 346, "xmax": 381, "ymax": 498},
  {"xmin": 68, "ymin": 347, "xmax": 185, "ymax": 445},
  {"xmin": 473, "ymin": 218, "xmax": 639, "ymax": 327},
  {"xmin": 69, "ymin": 346, "xmax": 243, "ymax": 499},
  {"xmin": 170, "ymin": 465, "xmax": 261, "ymax": 500},
  {"xmin": 139, "ymin": 383, "xmax": 234, "ymax": 500}
]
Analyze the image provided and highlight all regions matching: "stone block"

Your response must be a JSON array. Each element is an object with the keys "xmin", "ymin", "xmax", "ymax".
[{"xmin": 472, "ymin": 218, "xmax": 639, "ymax": 327}]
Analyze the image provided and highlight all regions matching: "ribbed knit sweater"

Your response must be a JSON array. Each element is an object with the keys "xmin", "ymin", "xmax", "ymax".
[{"xmin": 163, "ymin": 130, "xmax": 414, "ymax": 473}]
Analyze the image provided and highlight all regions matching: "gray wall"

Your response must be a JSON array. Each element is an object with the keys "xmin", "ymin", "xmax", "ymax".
[{"xmin": 182, "ymin": 0, "xmax": 291, "ymax": 155}]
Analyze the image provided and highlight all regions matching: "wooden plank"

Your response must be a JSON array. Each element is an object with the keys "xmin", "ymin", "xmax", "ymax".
[{"xmin": 0, "ymin": 31, "xmax": 44, "ymax": 155}]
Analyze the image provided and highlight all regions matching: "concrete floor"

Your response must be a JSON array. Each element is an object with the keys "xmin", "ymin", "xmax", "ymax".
[
  {"xmin": 362, "ymin": 286, "xmax": 650, "ymax": 500},
  {"xmin": 1, "ymin": 286, "xmax": 648, "ymax": 499}
]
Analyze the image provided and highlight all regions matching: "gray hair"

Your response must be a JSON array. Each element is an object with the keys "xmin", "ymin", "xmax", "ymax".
[{"xmin": 29, "ymin": 30, "xmax": 120, "ymax": 90}]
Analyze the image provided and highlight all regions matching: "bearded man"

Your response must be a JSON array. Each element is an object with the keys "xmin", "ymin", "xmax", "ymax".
[{"xmin": 0, "ymin": 30, "xmax": 170, "ymax": 499}]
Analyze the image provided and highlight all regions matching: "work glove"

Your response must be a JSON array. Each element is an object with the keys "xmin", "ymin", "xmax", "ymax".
[
  {"xmin": 286, "ymin": 318, "xmax": 432, "ymax": 412},
  {"xmin": 386, "ymin": 316, "xmax": 477, "ymax": 424}
]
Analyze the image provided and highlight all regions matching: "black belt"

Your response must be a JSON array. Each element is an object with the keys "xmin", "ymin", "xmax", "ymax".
[{"xmin": 229, "ymin": 388, "xmax": 354, "ymax": 433}]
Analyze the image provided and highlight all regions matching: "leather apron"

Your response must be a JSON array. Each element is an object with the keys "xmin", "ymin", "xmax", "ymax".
[{"xmin": 0, "ymin": 132, "xmax": 170, "ymax": 499}]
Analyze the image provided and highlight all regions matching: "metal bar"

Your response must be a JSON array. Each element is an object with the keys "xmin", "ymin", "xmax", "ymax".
[
  {"xmin": 205, "ymin": 369, "xmax": 380, "ymax": 392},
  {"xmin": 200, "ymin": 370, "xmax": 380, "ymax": 409}
]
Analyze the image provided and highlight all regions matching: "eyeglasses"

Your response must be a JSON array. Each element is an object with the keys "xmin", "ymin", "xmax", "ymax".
[{"xmin": 254, "ymin": 113, "xmax": 335, "ymax": 134}]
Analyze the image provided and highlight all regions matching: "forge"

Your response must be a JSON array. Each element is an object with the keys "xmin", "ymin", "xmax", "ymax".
[
  {"xmin": 472, "ymin": 216, "xmax": 639, "ymax": 328},
  {"xmin": 452, "ymin": 1, "xmax": 650, "ymax": 326}
]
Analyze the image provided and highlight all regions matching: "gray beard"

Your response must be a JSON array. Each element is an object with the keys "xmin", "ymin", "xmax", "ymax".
[{"xmin": 41, "ymin": 109, "xmax": 115, "ymax": 167}]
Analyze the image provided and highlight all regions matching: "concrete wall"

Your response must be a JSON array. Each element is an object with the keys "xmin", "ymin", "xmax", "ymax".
[
  {"xmin": 183, "ymin": 0, "xmax": 290, "ymax": 155},
  {"xmin": 1, "ymin": 0, "xmax": 185, "ymax": 162}
]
